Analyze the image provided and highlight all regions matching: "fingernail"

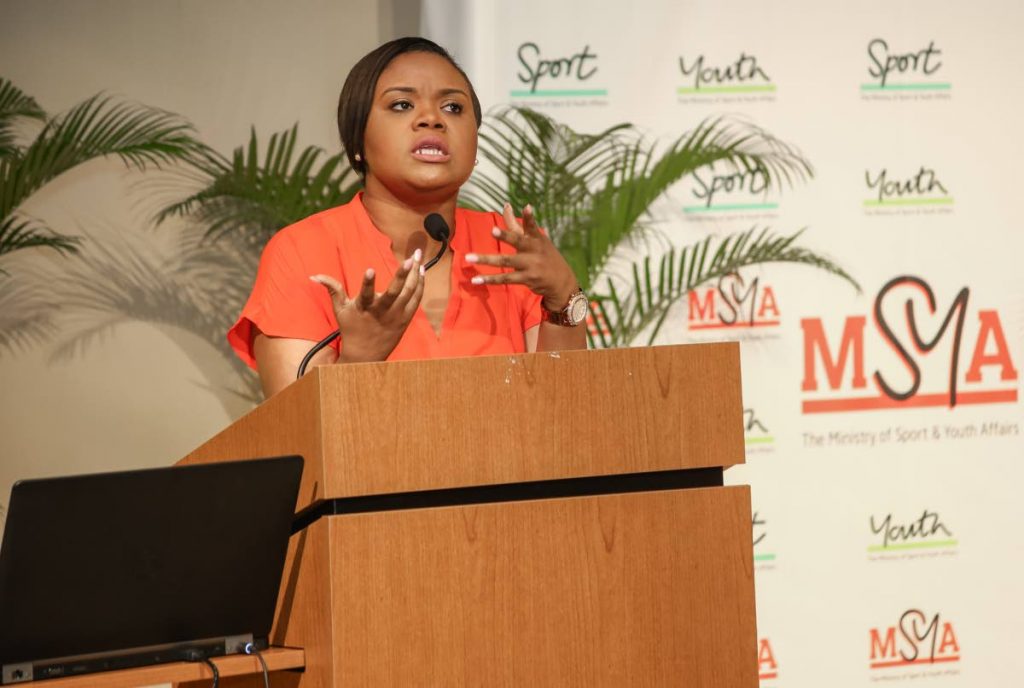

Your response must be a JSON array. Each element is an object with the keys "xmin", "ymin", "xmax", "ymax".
[
  {"xmin": 365, "ymin": 268, "xmax": 375, "ymax": 279},
  {"xmin": 414, "ymin": 248, "xmax": 423, "ymax": 262},
  {"xmin": 309, "ymin": 275, "xmax": 322, "ymax": 283},
  {"xmin": 503, "ymin": 202, "xmax": 511, "ymax": 212},
  {"xmin": 492, "ymin": 227, "xmax": 501, "ymax": 237},
  {"xmin": 419, "ymin": 265, "xmax": 426, "ymax": 276},
  {"xmin": 403, "ymin": 257, "xmax": 413, "ymax": 270},
  {"xmin": 465, "ymin": 253, "xmax": 478, "ymax": 263},
  {"xmin": 471, "ymin": 276, "xmax": 484, "ymax": 285},
  {"xmin": 525, "ymin": 204, "xmax": 533, "ymax": 215}
]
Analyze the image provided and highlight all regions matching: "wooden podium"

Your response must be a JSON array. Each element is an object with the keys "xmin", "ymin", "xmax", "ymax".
[{"xmin": 177, "ymin": 343, "xmax": 757, "ymax": 687}]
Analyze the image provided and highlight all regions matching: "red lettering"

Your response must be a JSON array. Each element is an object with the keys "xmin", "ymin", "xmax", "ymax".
[
  {"xmin": 688, "ymin": 289, "xmax": 716, "ymax": 322},
  {"xmin": 965, "ymin": 310, "xmax": 1018, "ymax": 383},
  {"xmin": 758, "ymin": 638, "xmax": 778, "ymax": 674},
  {"xmin": 801, "ymin": 317, "xmax": 868, "ymax": 391},
  {"xmin": 870, "ymin": 627, "xmax": 897, "ymax": 660},
  {"xmin": 757, "ymin": 285, "xmax": 780, "ymax": 319},
  {"xmin": 937, "ymin": 623, "xmax": 960, "ymax": 656}
]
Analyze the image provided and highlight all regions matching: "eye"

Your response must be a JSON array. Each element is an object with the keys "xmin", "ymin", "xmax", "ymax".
[
  {"xmin": 390, "ymin": 100, "xmax": 413, "ymax": 111},
  {"xmin": 442, "ymin": 101, "xmax": 464, "ymax": 114}
]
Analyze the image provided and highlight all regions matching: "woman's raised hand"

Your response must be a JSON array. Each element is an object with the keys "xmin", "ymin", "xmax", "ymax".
[
  {"xmin": 465, "ymin": 204, "xmax": 578, "ymax": 310},
  {"xmin": 310, "ymin": 249, "xmax": 425, "ymax": 363}
]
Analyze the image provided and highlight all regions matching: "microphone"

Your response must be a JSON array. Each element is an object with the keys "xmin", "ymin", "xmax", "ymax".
[
  {"xmin": 295, "ymin": 212, "xmax": 453, "ymax": 380},
  {"xmin": 422, "ymin": 213, "xmax": 451, "ymax": 271}
]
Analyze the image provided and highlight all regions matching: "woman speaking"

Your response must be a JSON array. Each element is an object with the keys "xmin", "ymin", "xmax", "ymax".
[{"xmin": 228, "ymin": 37, "xmax": 588, "ymax": 398}]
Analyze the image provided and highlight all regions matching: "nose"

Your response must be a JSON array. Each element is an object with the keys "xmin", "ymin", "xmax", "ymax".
[{"xmin": 415, "ymin": 108, "xmax": 445, "ymax": 130}]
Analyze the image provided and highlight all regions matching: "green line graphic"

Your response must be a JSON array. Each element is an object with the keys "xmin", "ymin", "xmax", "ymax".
[
  {"xmin": 745, "ymin": 436, "xmax": 775, "ymax": 445},
  {"xmin": 860, "ymin": 83, "xmax": 952, "ymax": 91},
  {"xmin": 863, "ymin": 197, "xmax": 954, "ymax": 207},
  {"xmin": 510, "ymin": 89, "xmax": 609, "ymax": 97},
  {"xmin": 684, "ymin": 203, "xmax": 779, "ymax": 213},
  {"xmin": 677, "ymin": 85, "xmax": 777, "ymax": 94},
  {"xmin": 867, "ymin": 539, "xmax": 958, "ymax": 553},
  {"xmin": 754, "ymin": 553, "xmax": 776, "ymax": 562}
]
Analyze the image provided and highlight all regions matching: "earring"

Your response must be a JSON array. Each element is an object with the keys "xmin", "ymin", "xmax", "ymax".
[
  {"xmin": 474, "ymin": 158, "xmax": 479, "ymax": 166},
  {"xmin": 354, "ymin": 153, "xmax": 362, "ymax": 162}
]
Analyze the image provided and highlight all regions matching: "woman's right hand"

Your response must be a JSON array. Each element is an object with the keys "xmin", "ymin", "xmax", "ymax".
[{"xmin": 310, "ymin": 249, "xmax": 425, "ymax": 363}]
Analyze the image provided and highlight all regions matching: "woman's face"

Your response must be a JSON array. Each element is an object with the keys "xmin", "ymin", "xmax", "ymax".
[{"xmin": 362, "ymin": 51, "xmax": 478, "ymax": 202}]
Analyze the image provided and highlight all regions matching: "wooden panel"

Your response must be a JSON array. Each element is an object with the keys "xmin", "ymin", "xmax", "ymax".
[
  {"xmin": 178, "ymin": 373, "xmax": 324, "ymax": 510},
  {"xmin": 21, "ymin": 647, "xmax": 304, "ymax": 688},
  {"xmin": 318, "ymin": 344, "xmax": 744, "ymax": 498},
  {"xmin": 178, "ymin": 344, "xmax": 742, "ymax": 506},
  {"xmin": 327, "ymin": 487, "xmax": 757, "ymax": 687}
]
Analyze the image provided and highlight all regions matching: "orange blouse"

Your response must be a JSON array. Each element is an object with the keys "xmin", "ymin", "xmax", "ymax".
[{"xmin": 228, "ymin": 193, "xmax": 543, "ymax": 368}]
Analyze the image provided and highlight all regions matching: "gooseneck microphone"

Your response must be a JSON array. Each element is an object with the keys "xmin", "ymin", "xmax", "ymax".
[{"xmin": 295, "ymin": 213, "xmax": 453, "ymax": 379}]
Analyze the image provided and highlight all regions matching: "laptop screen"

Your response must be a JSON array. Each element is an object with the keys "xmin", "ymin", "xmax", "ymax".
[{"xmin": 0, "ymin": 456, "xmax": 302, "ymax": 668}]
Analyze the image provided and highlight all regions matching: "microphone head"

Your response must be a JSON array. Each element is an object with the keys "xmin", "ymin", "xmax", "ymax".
[{"xmin": 424, "ymin": 213, "xmax": 451, "ymax": 242}]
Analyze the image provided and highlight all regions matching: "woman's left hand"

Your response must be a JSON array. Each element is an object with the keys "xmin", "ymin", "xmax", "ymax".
[{"xmin": 465, "ymin": 203, "xmax": 578, "ymax": 310}]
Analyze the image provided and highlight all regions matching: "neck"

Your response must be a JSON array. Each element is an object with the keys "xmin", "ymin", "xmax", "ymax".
[{"xmin": 362, "ymin": 182, "xmax": 458, "ymax": 257}]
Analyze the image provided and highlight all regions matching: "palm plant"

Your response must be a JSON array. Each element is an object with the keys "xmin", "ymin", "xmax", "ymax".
[
  {"xmin": 0, "ymin": 78, "xmax": 207, "ymax": 263},
  {"xmin": 464, "ymin": 107, "xmax": 857, "ymax": 347},
  {"xmin": 51, "ymin": 125, "xmax": 361, "ymax": 406}
]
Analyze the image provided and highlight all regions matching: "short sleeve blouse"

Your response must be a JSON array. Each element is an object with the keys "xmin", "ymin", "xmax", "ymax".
[{"xmin": 228, "ymin": 193, "xmax": 543, "ymax": 368}]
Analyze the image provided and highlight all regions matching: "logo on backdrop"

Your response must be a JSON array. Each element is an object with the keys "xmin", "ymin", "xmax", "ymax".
[
  {"xmin": 511, "ymin": 42, "xmax": 608, "ymax": 106},
  {"xmin": 677, "ymin": 52, "xmax": 776, "ymax": 103},
  {"xmin": 861, "ymin": 39, "xmax": 950, "ymax": 100},
  {"xmin": 687, "ymin": 272, "xmax": 781, "ymax": 340},
  {"xmin": 869, "ymin": 610, "xmax": 961, "ymax": 678},
  {"xmin": 869, "ymin": 509, "xmax": 957, "ymax": 560},
  {"xmin": 752, "ymin": 510, "xmax": 775, "ymax": 570},
  {"xmin": 864, "ymin": 166, "xmax": 953, "ymax": 214},
  {"xmin": 758, "ymin": 638, "xmax": 778, "ymax": 682},
  {"xmin": 682, "ymin": 165, "xmax": 780, "ymax": 219},
  {"xmin": 800, "ymin": 275, "xmax": 1019, "ymax": 415},
  {"xmin": 744, "ymin": 407, "xmax": 775, "ymax": 453}
]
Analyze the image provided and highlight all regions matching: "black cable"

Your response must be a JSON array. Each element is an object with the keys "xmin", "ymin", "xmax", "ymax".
[
  {"xmin": 242, "ymin": 642, "xmax": 270, "ymax": 688},
  {"xmin": 200, "ymin": 656, "xmax": 220, "ymax": 688},
  {"xmin": 295, "ymin": 238, "xmax": 449, "ymax": 380}
]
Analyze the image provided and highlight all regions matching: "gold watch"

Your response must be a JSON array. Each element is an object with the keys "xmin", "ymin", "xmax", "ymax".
[{"xmin": 542, "ymin": 287, "xmax": 588, "ymax": 327}]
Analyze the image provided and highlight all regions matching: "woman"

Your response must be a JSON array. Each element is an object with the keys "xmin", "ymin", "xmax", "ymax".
[{"xmin": 229, "ymin": 37, "xmax": 588, "ymax": 398}]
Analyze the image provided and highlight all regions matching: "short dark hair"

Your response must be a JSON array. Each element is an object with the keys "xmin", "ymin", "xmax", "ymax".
[{"xmin": 337, "ymin": 37, "xmax": 483, "ymax": 177}]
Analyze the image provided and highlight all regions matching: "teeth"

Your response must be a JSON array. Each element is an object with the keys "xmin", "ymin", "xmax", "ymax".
[{"xmin": 415, "ymin": 147, "xmax": 443, "ymax": 156}]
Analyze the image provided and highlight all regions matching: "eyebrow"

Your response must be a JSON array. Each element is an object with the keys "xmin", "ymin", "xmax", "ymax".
[{"xmin": 380, "ymin": 86, "xmax": 470, "ymax": 98}]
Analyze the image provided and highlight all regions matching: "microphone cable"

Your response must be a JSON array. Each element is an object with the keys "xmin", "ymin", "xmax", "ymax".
[{"xmin": 295, "ymin": 213, "xmax": 452, "ymax": 379}]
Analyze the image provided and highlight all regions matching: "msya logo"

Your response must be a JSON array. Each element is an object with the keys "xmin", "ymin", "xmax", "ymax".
[
  {"xmin": 869, "ymin": 509, "xmax": 957, "ymax": 558},
  {"xmin": 865, "ymin": 166, "xmax": 952, "ymax": 210},
  {"xmin": 512, "ymin": 42, "xmax": 606, "ymax": 100},
  {"xmin": 862, "ymin": 39, "xmax": 950, "ymax": 94},
  {"xmin": 687, "ymin": 272, "xmax": 781, "ymax": 334},
  {"xmin": 870, "ymin": 610, "xmax": 960, "ymax": 674},
  {"xmin": 683, "ymin": 164, "xmax": 779, "ymax": 216},
  {"xmin": 758, "ymin": 638, "xmax": 778, "ymax": 681},
  {"xmin": 801, "ymin": 276, "xmax": 1018, "ymax": 413},
  {"xmin": 677, "ymin": 52, "xmax": 776, "ymax": 98}
]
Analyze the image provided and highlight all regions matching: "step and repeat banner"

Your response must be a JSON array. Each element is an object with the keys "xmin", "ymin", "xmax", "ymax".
[{"xmin": 426, "ymin": 0, "xmax": 1024, "ymax": 685}]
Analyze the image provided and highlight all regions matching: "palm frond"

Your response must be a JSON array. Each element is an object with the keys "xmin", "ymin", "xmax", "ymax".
[
  {"xmin": 0, "ymin": 273, "xmax": 56, "ymax": 354},
  {"xmin": 48, "ymin": 230, "xmax": 260, "ymax": 402},
  {"xmin": 0, "ymin": 214, "xmax": 79, "ymax": 263},
  {"xmin": 589, "ymin": 227, "xmax": 859, "ymax": 348},
  {"xmin": 155, "ymin": 124, "xmax": 361, "ymax": 246},
  {"xmin": 0, "ymin": 93, "xmax": 208, "ymax": 220},
  {"xmin": 0, "ymin": 78, "xmax": 46, "ymax": 158}
]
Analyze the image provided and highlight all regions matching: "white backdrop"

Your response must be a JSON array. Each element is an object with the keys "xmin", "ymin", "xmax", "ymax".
[{"xmin": 426, "ymin": 1, "xmax": 1024, "ymax": 685}]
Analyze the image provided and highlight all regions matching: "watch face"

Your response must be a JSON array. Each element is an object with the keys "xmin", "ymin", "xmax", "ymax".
[{"xmin": 568, "ymin": 293, "xmax": 589, "ymax": 325}]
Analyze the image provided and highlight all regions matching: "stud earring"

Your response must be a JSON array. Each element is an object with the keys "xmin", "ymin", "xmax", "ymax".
[
  {"xmin": 474, "ymin": 158, "xmax": 479, "ymax": 166},
  {"xmin": 354, "ymin": 153, "xmax": 362, "ymax": 162}
]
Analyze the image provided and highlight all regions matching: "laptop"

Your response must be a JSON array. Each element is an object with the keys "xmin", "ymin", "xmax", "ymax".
[{"xmin": 0, "ymin": 455, "xmax": 303, "ymax": 684}]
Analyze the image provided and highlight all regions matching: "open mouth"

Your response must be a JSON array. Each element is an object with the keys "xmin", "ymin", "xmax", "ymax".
[{"xmin": 411, "ymin": 138, "xmax": 450, "ymax": 161}]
